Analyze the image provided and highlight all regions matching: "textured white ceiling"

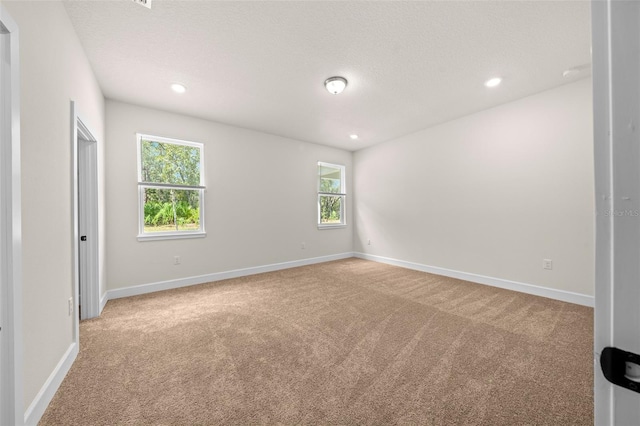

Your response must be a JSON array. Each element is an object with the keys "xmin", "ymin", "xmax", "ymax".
[{"xmin": 62, "ymin": 0, "xmax": 591, "ymax": 151}]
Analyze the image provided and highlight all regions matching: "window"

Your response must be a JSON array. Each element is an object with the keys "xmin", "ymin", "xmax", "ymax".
[
  {"xmin": 137, "ymin": 134, "xmax": 205, "ymax": 240},
  {"xmin": 318, "ymin": 162, "xmax": 346, "ymax": 227}
]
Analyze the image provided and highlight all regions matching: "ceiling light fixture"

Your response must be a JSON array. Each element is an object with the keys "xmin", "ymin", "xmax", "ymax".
[
  {"xmin": 484, "ymin": 77, "xmax": 502, "ymax": 88},
  {"xmin": 324, "ymin": 76, "xmax": 348, "ymax": 95},
  {"xmin": 132, "ymin": 0, "xmax": 152, "ymax": 9},
  {"xmin": 349, "ymin": 134, "xmax": 359, "ymax": 140},
  {"xmin": 171, "ymin": 83, "xmax": 186, "ymax": 94}
]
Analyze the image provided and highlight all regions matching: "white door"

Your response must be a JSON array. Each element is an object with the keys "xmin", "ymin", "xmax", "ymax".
[
  {"xmin": 593, "ymin": 1, "xmax": 640, "ymax": 424},
  {"xmin": 77, "ymin": 126, "xmax": 99, "ymax": 320}
]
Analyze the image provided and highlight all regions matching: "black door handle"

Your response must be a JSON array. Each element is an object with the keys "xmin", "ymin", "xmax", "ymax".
[
  {"xmin": 80, "ymin": 236, "xmax": 87, "ymax": 241},
  {"xmin": 601, "ymin": 347, "xmax": 640, "ymax": 393}
]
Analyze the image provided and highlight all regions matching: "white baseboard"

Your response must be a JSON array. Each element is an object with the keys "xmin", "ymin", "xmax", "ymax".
[
  {"xmin": 24, "ymin": 342, "xmax": 78, "ymax": 426},
  {"xmin": 23, "ymin": 252, "xmax": 591, "ymax": 426},
  {"xmin": 106, "ymin": 252, "xmax": 354, "ymax": 301},
  {"xmin": 105, "ymin": 251, "xmax": 594, "ymax": 307},
  {"xmin": 99, "ymin": 292, "xmax": 108, "ymax": 313},
  {"xmin": 354, "ymin": 252, "xmax": 594, "ymax": 307}
]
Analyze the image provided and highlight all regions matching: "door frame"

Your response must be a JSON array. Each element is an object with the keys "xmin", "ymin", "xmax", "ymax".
[
  {"xmin": 593, "ymin": 0, "xmax": 640, "ymax": 424},
  {"xmin": 0, "ymin": 5, "xmax": 23, "ymax": 425},
  {"xmin": 71, "ymin": 101, "xmax": 100, "ymax": 335}
]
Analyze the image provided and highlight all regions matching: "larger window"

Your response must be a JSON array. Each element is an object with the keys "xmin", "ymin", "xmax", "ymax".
[
  {"xmin": 318, "ymin": 162, "xmax": 346, "ymax": 227},
  {"xmin": 137, "ymin": 134, "xmax": 205, "ymax": 240}
]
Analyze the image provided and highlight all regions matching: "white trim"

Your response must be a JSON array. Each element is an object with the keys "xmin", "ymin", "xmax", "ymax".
[
  {"xmin": 592, "ymin": 0, "xmax": 614, "ymax": 423},
  {"xmin": 23, "ymin": 343, "xmax": 78, "ymax": 426},
  {"xmin": 137, "ymin": 133, "xmax": 204, "ymax": 151},
  {"xmin": 137, "ymin": 231, "xmax": 206, "ymax": 242},
  {"xmin": 99, "ymin": 292, "xmax": 108, "ymax": 313},
  {"xmin": 71, "ymin": 103, "xmax": 79, "ymax": 343},
  {"xmin": 354, "ymin": 252, "xmax": 594, "ymax": 307},
  {"xmin": 104, "ymin": 251, "xmax": 594, "ymax": 308},
  {"xmin": 0, "ymin": 6, "xmax": 23, "ymax": 425},
  {"xmin": 592, "ymin": 1, "xmax": 640, "ymax": 424},
  {"xmin": 317, "ymin": 224, "xmax": 347, "ymax": 230},
  {"xmin": 138, "ymin": 182, "xmax": 206, "ymax": 190},
  {"xmin": 72, "ymin": 102, "xmax": 101, "ymax": 326},
  {"xmin": 136, "ymin": 133, "xmax": 205, "ymax": 239},
  {"xmin": 106, "ymin": 252, "xmax": 354, "ymax": 300}
]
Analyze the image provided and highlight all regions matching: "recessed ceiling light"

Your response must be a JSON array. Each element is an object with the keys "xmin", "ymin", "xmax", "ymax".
[
  {"xmin": 349, "ymin": 134, "xmax": 359, "ymax": 140},
  {"xmin": 484, "ymin": 77, "xmax": 502, "ymax": 88},
  {"xmin": 324, "ymin": 76, "xmax": 348, "ymax": 95},
  {"xmin": 171, "ymin": 83, "xmax": 186, "ymax": 94}
]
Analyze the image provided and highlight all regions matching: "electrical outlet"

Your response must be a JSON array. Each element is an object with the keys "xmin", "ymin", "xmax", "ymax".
[
  {"xmin": 301, "ymin": 242, "xmax": 306, "ymax": 250},
  {"xmin": 68, "ymin": 297, "xmax": 73, "ymax": 316},
  {"xmin": 543, "ymin": 259, "xmax": 553, "ymax": 270},
  {"xmin": 174, "ymin": 256, "xmax": 181, "ymax": 265}
]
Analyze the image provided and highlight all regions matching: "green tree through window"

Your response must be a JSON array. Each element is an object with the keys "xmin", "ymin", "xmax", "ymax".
[
  {"xmin": 318, "ymin": 162, "xmax": 346, "ymax": 226},
  {"xmin": 138, "ymin": 134, "xmax": 205, "ymax": 237}
]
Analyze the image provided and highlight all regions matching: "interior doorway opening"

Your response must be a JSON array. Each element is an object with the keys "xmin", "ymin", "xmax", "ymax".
[{"xmin": 72, "ymin": 102, "xmax": 99, "ymax": 335}]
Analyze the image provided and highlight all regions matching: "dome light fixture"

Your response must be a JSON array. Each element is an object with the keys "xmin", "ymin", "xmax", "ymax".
[
  {"xmin": 484, "ymin": 77, "xmax": 502, "ymax": 88},
  {"xmin": 349, "ymin": 134, "xmax": 359, "ymax": 140},
  {"xmin": 324, "ymin": 76, "xmax": 348, "ymax": 95},
  {"xmin": 171, "ymin": 83, "xmax": 187, "ymax": 94}
]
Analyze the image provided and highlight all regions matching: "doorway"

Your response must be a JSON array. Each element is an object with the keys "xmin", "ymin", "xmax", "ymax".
[
  {"xmin": 78, "ymin": 136, "xmax": 99, "ymax": 320},
  {"xmin": 72, "ymin": 102, "xmax": 99, "ymax": 334},
  {"xmin": 0, "ymin": 5, "xmax": 23, "ymax": 425}
]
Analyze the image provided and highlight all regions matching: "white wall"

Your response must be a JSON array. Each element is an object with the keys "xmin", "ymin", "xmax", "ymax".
[
  {"xmin": 105, "ymin": 100, "xmax": 352, "ymax": 291},
  {"xmin": 1, "ymin": 0, "xmax": 593, "ymax": 416},
  {"xmin": 354, "ymin": 78, "xmax": 594, "ymax": 297},
  {"xmin": 2, "ymin": 0, "xmax": 106, "ymax": 415}
]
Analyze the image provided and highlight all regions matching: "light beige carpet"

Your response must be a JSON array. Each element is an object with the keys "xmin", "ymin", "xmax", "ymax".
[{"xmin": 40, "ymin": 258, "xmax": 593, "ymax": 425}]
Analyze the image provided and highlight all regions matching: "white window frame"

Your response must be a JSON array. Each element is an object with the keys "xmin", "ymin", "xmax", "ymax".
[
  {"xmin": 136, "ymin": 133, "xmax": 206, "ymax": 241},
  {"xmin": 317, "ymin": 161, "xmax": 346, "ymax": 228}
]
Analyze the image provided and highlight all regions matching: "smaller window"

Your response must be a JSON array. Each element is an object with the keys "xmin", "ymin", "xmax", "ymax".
[
  {"xmin": 137, "ymin": 134, "xmax": 205, "ymax": 240},
  {"xmin": 318, "ymin": 162, "xmax": 346, "ymax": 227}
]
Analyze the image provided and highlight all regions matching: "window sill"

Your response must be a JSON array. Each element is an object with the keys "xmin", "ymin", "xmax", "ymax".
[
  {"xmin": 137, "ymin": 232, "xmax": 207, "ymax": 242},
  {"xmin": 317, "ymin": 224, "xmax": 347, "ymax": 230}
]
